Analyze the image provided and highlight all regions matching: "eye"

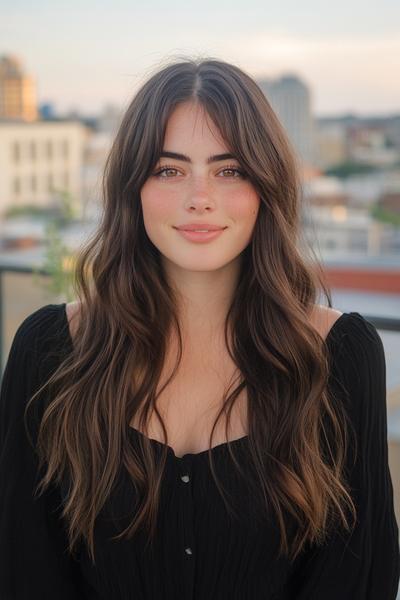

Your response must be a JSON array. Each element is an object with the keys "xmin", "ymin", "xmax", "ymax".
[
  {"xmin": 218, "ymin": 166, "xmax": 246, "ymax": 178},
  {"xmin": 152, "ymin": 165, "xmax": 180, "ymax": 178},
  {"xmin": 151, "ymin": 164, "xmax": 247, "ymax": 179}
]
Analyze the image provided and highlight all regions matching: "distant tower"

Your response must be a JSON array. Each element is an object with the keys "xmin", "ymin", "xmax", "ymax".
[
  {"xmin": 258, "ymin": 74, "xmax": 315, "ymax": 165},
  {"xmin": 0, "ymin": 54, "xmax": 38, "ymax": 121}
]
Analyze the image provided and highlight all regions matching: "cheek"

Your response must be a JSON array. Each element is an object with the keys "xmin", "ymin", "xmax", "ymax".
[
  {"xmin": 141, "ymin": 185, "xmax": 178, "ymax": 223},
  {"xmin": 226, "ymin": 188, "xmax": 260, "ymax": 223}
]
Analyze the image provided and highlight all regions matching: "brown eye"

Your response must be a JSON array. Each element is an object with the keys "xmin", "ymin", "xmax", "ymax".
[
  {"xmin": 218, "ymin": 166, "xmax": 246, "ymax": 178},
  {"xmin": 153, "ymin": 165, "xmax": 180, "ymax": 178}
]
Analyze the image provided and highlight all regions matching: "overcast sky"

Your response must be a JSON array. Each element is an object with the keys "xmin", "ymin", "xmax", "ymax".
[{"xmin": 2, "ymin": 0, "xmax": 400, "ymax": 116}]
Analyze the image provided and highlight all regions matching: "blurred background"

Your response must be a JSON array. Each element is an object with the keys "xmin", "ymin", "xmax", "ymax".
[{"xmin": 1, "ymin": 0, "xmax": 400, "ymax": 570}]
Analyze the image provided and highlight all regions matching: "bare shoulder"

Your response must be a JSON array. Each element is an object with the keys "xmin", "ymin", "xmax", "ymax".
[
  {"xmin": 309, "ymin": 304, "xmax": 343, "ymax": 341},
  {"xmin": 65, "ymin": 300, "xmax": 81, "ymax": 340}
]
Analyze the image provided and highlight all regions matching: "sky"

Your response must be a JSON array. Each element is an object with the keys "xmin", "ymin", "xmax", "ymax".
[{"xmin": 2, "ymin": 0, "xmax": 400, "ymax": 117}]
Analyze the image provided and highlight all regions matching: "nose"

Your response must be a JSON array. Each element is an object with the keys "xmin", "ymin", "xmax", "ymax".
[{"xmin": 184, "ymin": 177, "xmax": 215, "ymax": 212}]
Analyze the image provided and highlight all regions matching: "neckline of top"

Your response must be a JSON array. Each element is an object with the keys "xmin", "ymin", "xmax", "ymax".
[{"xmin": 58, "ymin": 303, "xmax": 358, "ymax": 461}]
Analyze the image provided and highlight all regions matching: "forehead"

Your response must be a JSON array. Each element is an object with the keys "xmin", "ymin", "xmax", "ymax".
[{"xmin": 163, "ymin": 101, "xmax": 228, "ymax": 151}]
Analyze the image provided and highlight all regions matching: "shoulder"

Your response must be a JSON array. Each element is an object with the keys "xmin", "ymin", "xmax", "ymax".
[
  {"xmin": 12, "ymin": 303, "xmax": 66, "ymax": 351},
  {"xmin": 326, "ymin": 311, "xmax": 386, "ymax": 430},
  {"xmin": 332, "ymin": 311, "xmax": 385, "ymax": 379},
  {"xmin": 65, "ymin": 301, "xmax": 81, "ymax": 341},
  {"xmin": 309, "ymin": 305, "xmax": 344, "ymax": 341},
  {"xmin": 309, "ymin": 305, "xmax": 383, "ymax": 354},
  {"xmin": 1, "ymin": 303, "xmax": 67, "ymax": 440},
  {"xmin": 310, "ymin": 307, "xmax": 385, "ymax": 396},
  {"xmin": 5, "ymin": 304, "xmax": 69, "ymax": 374}
]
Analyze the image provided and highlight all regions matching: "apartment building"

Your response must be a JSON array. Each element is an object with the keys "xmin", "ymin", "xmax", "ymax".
[{"xmin": 0, "ymin": 119, "xmax": 89, "ymax": 217}]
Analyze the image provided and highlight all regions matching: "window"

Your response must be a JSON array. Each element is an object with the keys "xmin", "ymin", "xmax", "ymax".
[
  {"xmin": 13, "ymin": 176, "xmax": 21, "ymax": 195},
  {"xmin": 12, "ymin": 141, "xmax": 20, "ymax": 163},
  {"xmin": 62, "ymin": 140, "xmax": 69, "ymax": 159}
]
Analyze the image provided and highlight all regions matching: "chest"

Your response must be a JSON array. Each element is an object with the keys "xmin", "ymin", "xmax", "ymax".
[{"xmin": 129, "ymin": 351, "xmax": 248, "ymax": 458}]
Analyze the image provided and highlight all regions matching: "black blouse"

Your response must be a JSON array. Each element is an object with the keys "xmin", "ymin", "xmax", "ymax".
[{"xmin": 0, "ymin": 303, "xmax": 399, "ymax": 599}]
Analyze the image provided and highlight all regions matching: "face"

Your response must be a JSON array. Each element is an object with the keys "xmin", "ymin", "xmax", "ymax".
[{"xmin": 140, "ymin": 101, "xmax": 260, "ymax": 275}]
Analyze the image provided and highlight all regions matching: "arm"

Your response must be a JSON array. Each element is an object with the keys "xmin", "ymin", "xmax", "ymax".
[
  {"xmin": 287, "ymin": 315, "xmax": 400, "ymax": 599},
  {"xmin": 0, "ymin": 311, "xmax": 87, "ymax": 600}
]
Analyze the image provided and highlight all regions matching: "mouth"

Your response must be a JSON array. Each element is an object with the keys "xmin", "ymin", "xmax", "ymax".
[
  {"xmin": 173, "ymin": 226, "xmax": 227, "ymax": 232},
  {"xmin": 173, "ymin": 226, "xmax": 227, "ymax": 243}
]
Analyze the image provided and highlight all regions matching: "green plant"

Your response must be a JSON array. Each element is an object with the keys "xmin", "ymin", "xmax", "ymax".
[
  {"xmin": 4, "ymin": 204, "xmax": 53, "ymax": 219},
  {"xmin": 324, "ymin": 161, "xmax": 378, "ymax": 178},
  {"xmin": 370, "ymin": 204, "xmax": 400, "ymax": 228},
  {"xmin": 31, "ymin": 191, "xmax": 78, "ymax": 301}
]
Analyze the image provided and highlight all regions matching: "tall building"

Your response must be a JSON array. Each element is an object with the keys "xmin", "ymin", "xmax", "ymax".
[
  {"xmin": 0, "ymin": 55, "xmax": 38, "ymax": 121},
  {"xmin": 257, "ymin": 74, "xmax": 315, "ymax": 165}
]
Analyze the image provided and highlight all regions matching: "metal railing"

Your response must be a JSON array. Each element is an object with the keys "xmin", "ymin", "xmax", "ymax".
[{"xmin": 0, "ymin": 263, "xmax": 50, "ymax": 371}]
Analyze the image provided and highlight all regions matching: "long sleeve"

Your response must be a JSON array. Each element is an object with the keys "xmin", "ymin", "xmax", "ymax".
[
  {"xmin": 288, "ymin": 313, "xmax": 400, "ymax": 599},
  {"xmin": 0, "ymin": 307, "xmax": 87, "ymax": 600}
]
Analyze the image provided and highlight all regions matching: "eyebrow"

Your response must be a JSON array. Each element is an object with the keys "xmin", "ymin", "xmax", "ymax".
[{"xmin": 159, "ymin": 151, "xmax": 237, "ymax": 164}]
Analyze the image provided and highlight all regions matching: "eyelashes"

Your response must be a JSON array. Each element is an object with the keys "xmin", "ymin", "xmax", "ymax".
[{"xmin": 152, "ymin": 164, "xmax": 247, "ymax": 179}]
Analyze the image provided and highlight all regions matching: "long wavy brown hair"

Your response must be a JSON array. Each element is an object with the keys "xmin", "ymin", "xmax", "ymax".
[{"xmin": 25, "ymin": 55, "xmax": 357, "ymax": 565}]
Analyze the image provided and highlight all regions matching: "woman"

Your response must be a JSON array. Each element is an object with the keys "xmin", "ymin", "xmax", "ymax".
[{"xmin": 0, "ymin": 57, "xmax": 399, "ymax": 599}]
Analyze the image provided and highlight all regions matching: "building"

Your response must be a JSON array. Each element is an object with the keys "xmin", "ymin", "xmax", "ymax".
[
  {"xmin": 302, "ymin": 174, "xmax": 400, "ymax": 257},
  {"xmin": 378, "ymin": 192, "xmax": 400, "ymax": 215},
  {"xmin": 347, "ymin": 125, "xmax": 399, "ymax": 166},
  {"xmin": 0, "ymin": 55, "xmax": 38, "ymax": 122},
  {"xmin": 0, "ymin": 119, "xmax": 89, "ymax": 217},
  {"xmin": 257, "ymin": 74, "xmax": 315, "ymax": 165},
  {"xmin": 314, "ymin": 123, "xmax": 348, "ymax": 170},
  {"xmin": 82, "ymin": 130, "xmax": 113, "ymax": 219}
]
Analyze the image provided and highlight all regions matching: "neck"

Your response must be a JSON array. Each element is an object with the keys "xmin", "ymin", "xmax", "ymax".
[{"xmin": 163, "ymin": 255, "xmax": 241, "ymax": 347}]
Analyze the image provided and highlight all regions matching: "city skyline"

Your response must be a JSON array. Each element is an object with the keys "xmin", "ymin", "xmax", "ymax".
[{"xmin": 2, "ymin": 0, "xmax": 400, "ymax": 116}]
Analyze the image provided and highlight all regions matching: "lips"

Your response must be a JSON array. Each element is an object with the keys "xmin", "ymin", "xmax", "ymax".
[
  {"xmin": 174, "ymin": 227, "xmax": 226, "ymax": 243},
  {"xmin": 174, "ymin": 224, "xmax": 227, "ymax": 232}
]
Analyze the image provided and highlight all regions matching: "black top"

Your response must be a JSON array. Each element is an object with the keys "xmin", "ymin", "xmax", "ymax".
[{"xmin": 0, "ymin": 303, "xmax": 399, "ymax": 600}]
